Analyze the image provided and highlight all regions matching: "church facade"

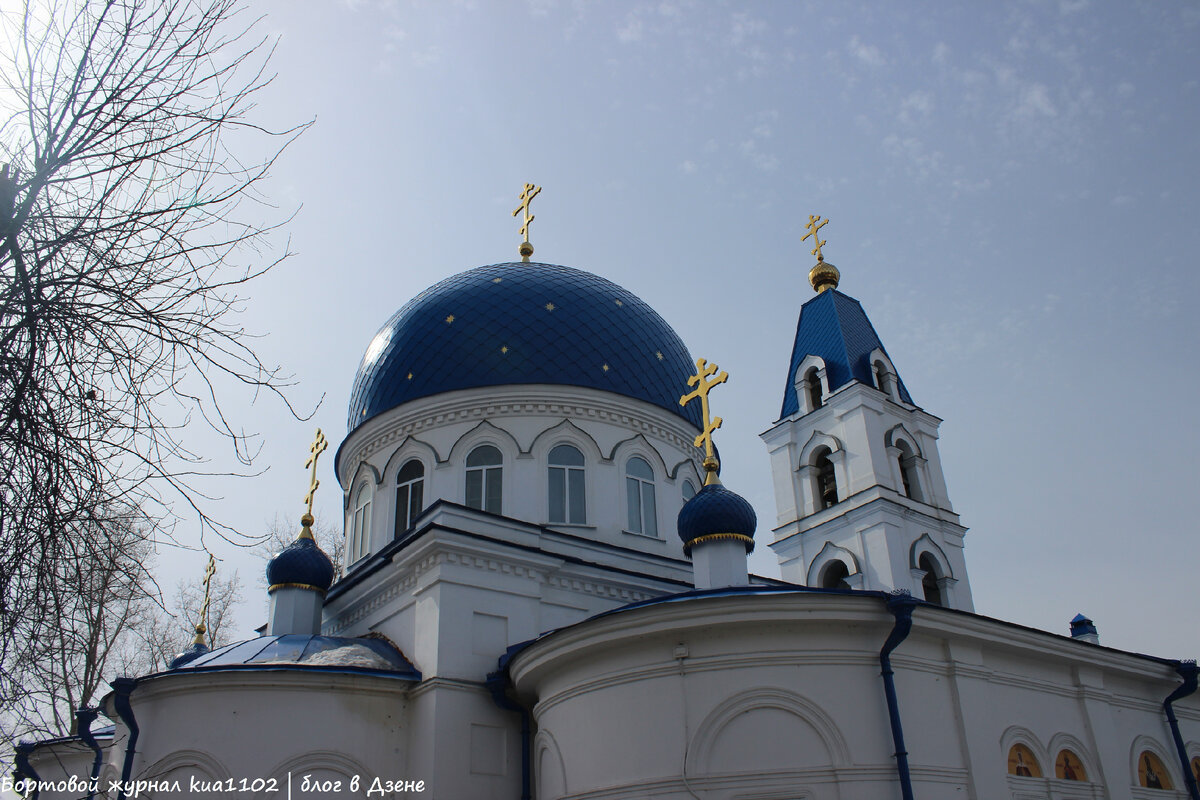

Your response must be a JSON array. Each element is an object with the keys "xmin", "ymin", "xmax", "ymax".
[{"xmin": 16, "ymin": 233, "xmax": 1200, "ymax": 799}]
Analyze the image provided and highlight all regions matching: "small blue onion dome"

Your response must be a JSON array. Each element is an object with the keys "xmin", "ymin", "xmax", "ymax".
[
  {"xmin": 266, "ymin": 516, "xmax": 335, "ymax": 592},
  {"xmin": 346, "ymin": 262, "xmax": 702, "ymax": 436},
  {"xmin": 168, "ymin": 637, "xmax": 210, "ymax": 669},
  {"xmin": 677, "ymin": 481, "xmax": 757, "ymax": 556}
]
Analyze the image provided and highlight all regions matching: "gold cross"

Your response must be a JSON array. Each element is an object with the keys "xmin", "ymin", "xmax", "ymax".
[
  {"xmin": 303, "ymin": 428, "xmax": 328, "ymax": 518},
  {"xmin": 802, "ymin": 214, "xmax": 830, "ymax": 262},
  {"xmin": 512, "ymin": 183, "xmax": 542, "ymax": 261},
  {"xmin": 679, "ymin": 357, "xmax": 729, "ymax": 461},
  {"xmin": 196, "ymin": 553, "xmax": 216, "ymax": 643}
]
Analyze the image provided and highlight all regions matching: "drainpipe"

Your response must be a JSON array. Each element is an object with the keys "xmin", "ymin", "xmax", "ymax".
[
  {"xmin": 14, "ymin": 741, "xmax": 40, "ymax": 800},
  {"xmin": 75, "ymin": 707, "xmax": 103, "ymax": 800},
  {"xmin": 485, "ymin": 668, "xmax": 531, "ymax": 800},
  {"xmin": 1164, "ymin": 660, "xmax": 1199, "ymax": 800},
  {"xmin": 110, "ymin": 678, "xmax": 139, "ymax": 800},
  {"xmin": 880, "ymin": 592, "xmax": 917, "ymax": 800}
]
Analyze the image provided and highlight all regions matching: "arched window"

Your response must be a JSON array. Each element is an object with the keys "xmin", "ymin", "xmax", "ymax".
[
  {"xmin": 1007, "ymin": 744, "xmax": 1042, "ymax": 777},
  {"xmin": 466, "ymin": 445, "xmax": 503, "ymax": 514},
  {"xmin": 919, "ymin": 552, "xmax": 944, "ymax": 606},
  {"xmin": 813, "ymin": 447, "xmax": 838, "ymax": 510},
  {"xmin": 804, "ymin": 367, "xmax": 823, "ymax": 411},
  {"xmin": 819, "ymin": 560, "xmax": 851, "ymax": 589},
  {"xmin": 1138, "ymin": 751, "xmax": 1172, "ymax": 790},
  {"xmin": 394, "ymin": 460, "xmax": 424, "ymax": 536},
  {"xmin": 873, "ymin": 359, "xmax": 892, "ymax": 398},
  {"xmin": 1054, "ymin": 750, "xmax": 1087, "ymax": 781},
  {"xmin": 682, "ymin": 479, "xmax": 697, "ymax": 502},
  {"xmin": 548, "ymin": 444, "xmax": 586, "ymax": 524},
  {"xmin": 625, "ymin": 456, "xmax": 658, "ymax": 537},
  {"xmin": 895, "ymin": 440, "xmax": 922, "ymax": 501},
  {"xmin": 351, "ymin": 483, "xmax": 372, "ymax": 563}
]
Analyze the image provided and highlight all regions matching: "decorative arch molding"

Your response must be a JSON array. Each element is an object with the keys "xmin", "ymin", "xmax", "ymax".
[
  {"xmin": 868, "ymin": 347, "xmax": 900, "ymax": 401},
  {"xmin": 527, "ymin": 419, "xmax": 604, "ymax": 463},
  {"xmin": 668, "ymin": 457, "xmax": 702, "ymax": 484},
  {"xmin": 1130, "ymin": 734, "xmax": 1180, "ymax": 789},
  {"xmin": 1000, "ymin": 725, "xmax": 1049, "ymax": 772},
  {"xmin": 606, "ymin": 432, "xmax": 670, "ymax": 476},
  {"xmin": 686, "ymin": 687, "xmax": 851, "ymax": 776},
  {"xmin": 909, "ymin": 533, "xmax": 953, "ymax": 579},
  {"xmin": 263, "ymin": 751, "xmax": 373, "ymax": 792},
  {"xmin": 806, "ymin": 541, "xmax": 861, "ymax": 586},
  {"xmin": 794, "ymin": 354, "xmax": 829, "ymax": 414},
  {"xmin": 344, "ymin": 462, "xmax": 382, "ymax": 511},
  {"xmin": 446, "ymin": 419, "xmax": 522, "ymax": 465},
  {"xmin": 142, "ymin": 749, "xmax": 232, "ymax": 783},
  {"xmin": 533, "ymin": 729, "xmax": 568, "ymax": 799},
  {"xmin": 798, "ymin": 431, "xmax": 843, "ymax": 466},
  {"xmin": 380, "ymin": 435, "xmax": 441, "ymax": 479},
  {"xmin": 884, "ymin": 424, "xmax": 922, "ymax": 457},
  {"xmin": 1047, "ymin": 732, "xmax": 1096, "ymax": 782}
]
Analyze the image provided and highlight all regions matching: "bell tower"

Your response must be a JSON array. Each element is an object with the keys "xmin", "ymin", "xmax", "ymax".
[{"xmin": 759, "ymin": 217, "xmax": 972, "ymax": 609}]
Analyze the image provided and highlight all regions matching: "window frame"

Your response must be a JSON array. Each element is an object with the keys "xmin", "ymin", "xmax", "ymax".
[
  {"xmin": 625, "ymin": 456, "xmax": 659, "ymax": 537},
  {"xmin": 394, "ymin": 459, "xmax": 425, "ymax": 537},
  {"xmin": 547, "ymin": 444, "xmax": 587, "ymax": 525},
  {"xmin": 350, "ymin": 483, "xmax": 372, "ymax": 564},
  {"xmin": 465, "ymin": 444, "xmax": 503, "ymax": 514}
]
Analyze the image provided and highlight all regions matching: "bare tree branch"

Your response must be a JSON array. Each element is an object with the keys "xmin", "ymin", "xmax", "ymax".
[{"xmin": 0, "ymin": 0, "xmax": 309, "ymax": 703}]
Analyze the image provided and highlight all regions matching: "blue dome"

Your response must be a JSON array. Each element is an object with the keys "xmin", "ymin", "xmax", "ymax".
[
  {"xmin": 347, "ymin": 262, "xmax": 703, "ymax": 433},
  {"xmin": 677, "ymin": 482, "xmax": 757, "ymax": 554},
  {"xmin": 168, "ymin": 640, "xmax": 210, "ymax": 669},
  {"xmin": 266, "ymin": 536, "xmax": 335, "ymax": 591}
]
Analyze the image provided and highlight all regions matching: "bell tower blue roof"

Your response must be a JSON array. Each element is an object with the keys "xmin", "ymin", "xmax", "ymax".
[
  {"xmin": 348, "ymin": 262, "xmax": 703, "ymax": 434},
  {"xmin": 779, "ymin": 289, "xmax": 913, "ymax": 419}
]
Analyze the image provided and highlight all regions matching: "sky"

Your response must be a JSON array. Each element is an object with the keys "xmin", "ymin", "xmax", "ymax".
[{"xmin": 132, "ymin": 0, "xmax": 1199, "ymax": 660}]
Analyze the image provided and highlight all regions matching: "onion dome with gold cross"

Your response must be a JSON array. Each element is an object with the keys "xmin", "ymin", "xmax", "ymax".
[
  {"xmin": 347, "ymin": 261, "xmax": 703, "ymax": 434},
  {"xmin": 267, "ymin": 429, "xmax": 335, "ymax": 594},
  {"xmin": 675, "ymin": 358, "xmax": 756, "ymax": 556},
  {"xmin": 266, "ymin": 516, "xmax": 336, "ymax": 593}
]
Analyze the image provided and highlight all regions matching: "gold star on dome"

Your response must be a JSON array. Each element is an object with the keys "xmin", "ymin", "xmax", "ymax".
[
  {"xmin": 492, "ymin": 277, "xmax": 502, "ymax": 283},
  {"xmin": 407, "ymin": 372, "xmax": 413, "ymax": 380},
  {"xmin": 501, "ymin": 345, "xmax": 509, "ymax": 354},
  {"xmin": 656, "ymin": 351, "xmax": 664, "ymax": 360},
  {"xmin": 545, "ymin": 302, "xmax": 555, "ymax": 311},
  {"xmin": 602, "ymin": 363, "xmax": 610, "ymax": 372},
  {"xmin": 614, "ymin": 299, "xmax": 623, "ymax": 307},
  {"xmin": 445, "ymin": 315, "xmax": 455, "ymax": 324}
]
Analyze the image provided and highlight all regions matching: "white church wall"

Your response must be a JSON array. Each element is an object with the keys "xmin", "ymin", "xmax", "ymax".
[{"xmin": 510, "ymin": 591, "xmax": 1199, "ymax": 800}]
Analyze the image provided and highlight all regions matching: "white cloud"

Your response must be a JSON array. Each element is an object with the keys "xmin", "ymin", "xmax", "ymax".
[
  {"xmin": 679, "ymin": 160, "xmax": 697, "ymax": 174},
  {"xmin": 932, "ymin": 42, "xmax": 950, "ymax": 65},
  {"xmin": 848, "ymin": 35, "xmax": 885, "ymax": 67},
  {"xmin": 1015, "ymin": 83, "xmax": 1057, "ymax": 118},
  {"xmin": 617, "ymin": 13, "xmax": 643, "ymax": 43},
  {"xmin": 1116, "ymin": 81, "xmax": 1135, "ymax": 98},
  {"xmin": 899, "ymin": 91, "xmax": 934, "ymax": 124}
]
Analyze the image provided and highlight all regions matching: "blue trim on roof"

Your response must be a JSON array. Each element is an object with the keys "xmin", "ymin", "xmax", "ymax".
[
  {"xmin": 346, "ymin": 262, "xmax": 702, "ymax": 437},
  {"xmin": 779, "ymin": 289, "xmax": 913, "ymax": 419}
]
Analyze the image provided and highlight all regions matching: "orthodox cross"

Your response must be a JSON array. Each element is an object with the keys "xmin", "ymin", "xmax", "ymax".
[
  {"xmin": 512, "ymin": 183, "xmax": 542, "ymax": 261},
  {"xmin": 802, "ymin": 214, "xmax": 830, "ymax": 263},
  {"xmin": 303, "ymin": 428, "xmax": 328, "ymax": 518},
  {"xmin": 196, "ymin": 553, "xmax": 216, "ymax": 643},
  {"xmin": 679, "ymin": 358, "xmax": 729, "ymax": 468}
]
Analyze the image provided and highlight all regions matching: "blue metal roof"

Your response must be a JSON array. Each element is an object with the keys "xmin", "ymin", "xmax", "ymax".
[
  {"xmin": 779, "ymin": 289, "xmax": 913, "ymax": 419},
  {"xmin": 171, "ymin": 634, "xmax": 420, "ymax": 679},
  {"xmin": 347, "ymin": 262, "xmax": 702, "ymax": 435}
]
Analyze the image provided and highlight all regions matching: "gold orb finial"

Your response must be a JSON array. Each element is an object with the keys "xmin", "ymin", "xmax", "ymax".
[{"xmin": 809, "ymin": 260, "xmax": 840, "ymax": 293}]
